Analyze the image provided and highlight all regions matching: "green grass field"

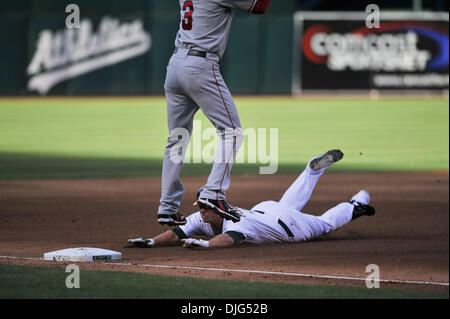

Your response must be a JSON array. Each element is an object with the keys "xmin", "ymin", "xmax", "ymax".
[
  {"xmin": 0, "ymin": 264, "xmax": 447, "ymax": 299},
  {"xmin": 0, "ymin": 97, "xmax": 448, "ymax": 179},
  {"xmin": 0, "ymin": 97, "xmax": 448, "ymax": 299}
]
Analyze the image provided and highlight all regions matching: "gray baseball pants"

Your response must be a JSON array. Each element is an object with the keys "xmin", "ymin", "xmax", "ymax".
[{"xmin": 158, "ymin": 48, "xmax": 243, "ymax": 216}]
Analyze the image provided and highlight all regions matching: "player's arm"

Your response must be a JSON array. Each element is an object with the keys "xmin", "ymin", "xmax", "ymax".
[
  {"xmin": 222, "ymin": 0, "xmax": 272, "ymax": 15},
  {"xmin": 182, "ymin": 231, "xmax": 245, "ymax": 249},
  {"xmin": 128, "ymin": 212, "xmax": 204, "ymax": 248},
  {"xmin": 127, "ymin": 229, "xmax": 181, "ymax": 248},
  {"xmin": 210, "ymin": 233, "xmax": 235, "ymax": 248},
  {"xmin": 151, "ymin": 223, "xmax": 198, "ymax": 246},
  {"xmin": 249, "ymin": 0, "xmax": 272, "ymax": 14},
  {"xmin": 155, "ymin": 229, "xmax": 182, "ymax": 246}
]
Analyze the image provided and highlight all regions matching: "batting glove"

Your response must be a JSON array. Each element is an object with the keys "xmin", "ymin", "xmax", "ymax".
[
  {"xmin": 181, "ymin": 238, "xmax": 210, "ymax": 249},
  {"xmin": 128, "ymin": 238, "xmax": 156, "ymax": 248}
]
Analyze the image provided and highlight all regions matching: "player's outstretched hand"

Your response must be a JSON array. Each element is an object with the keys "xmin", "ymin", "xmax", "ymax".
[
  {"xmin": 126, "ymin": 238, "xmax": 155, "ymax": 248},
  {"xmin": 181, "ymin": 238, "xmax": 210, "ymax": 249}
]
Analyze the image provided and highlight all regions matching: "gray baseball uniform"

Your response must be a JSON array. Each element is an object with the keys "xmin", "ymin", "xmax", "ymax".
[{"xmin": 158, "ymin": 0, "xmax": 272, "ymax": 216}]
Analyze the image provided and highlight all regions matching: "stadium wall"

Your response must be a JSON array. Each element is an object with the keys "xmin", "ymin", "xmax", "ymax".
[
  {"xmin": 1, "ymin": 1, "xmax": 447, "ymax": 96},
  {"xmin": 0, "ymin": 0, "xmax": 294, "ymax": 96}
]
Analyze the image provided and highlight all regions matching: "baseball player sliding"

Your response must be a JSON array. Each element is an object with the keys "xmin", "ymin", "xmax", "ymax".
[
  {"xmin": 130, "ymin": 150, "xmax": 376, "ymax": 249},
  {"xmin": 157, "ymin": 0, "xmax": 273, "ymax": 227}
]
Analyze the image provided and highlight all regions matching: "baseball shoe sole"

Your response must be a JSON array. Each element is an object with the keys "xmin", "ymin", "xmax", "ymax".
[
  {"xmin": 309, "ymin": 149, "xmax": 344, "ymax": 171},
  {"xmin": 157, "ymin": 212, "xmax": 187, "ymax": 226},
  {"xmin": 195, "ymin": 198, "xmax": 242, "ymax": 223}
]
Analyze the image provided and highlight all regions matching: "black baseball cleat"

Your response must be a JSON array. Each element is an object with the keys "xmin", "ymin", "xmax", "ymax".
[
  {"xmin": 157, "ymin": 212, "xmax": 187, "ymax": 226},
  {"xmin": 195, "ymin": 198, "xmax": 242, "ymax": 223},
  {"xmin": 351, "ymin": 204, "xmax": 376, "ymax": 220},
  {"xmin": 310, "ymin": 149, "xmax": 344, "ymax": 171}
]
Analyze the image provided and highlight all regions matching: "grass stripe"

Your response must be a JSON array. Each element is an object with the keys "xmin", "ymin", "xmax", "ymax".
[{"xmin": 0, "ymin": 264, "xmax": 448, "ymax": 299}]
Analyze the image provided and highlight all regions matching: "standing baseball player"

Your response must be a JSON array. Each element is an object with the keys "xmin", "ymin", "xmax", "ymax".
[
  {"xmin": 130, "ymin": 150, "xmax": 376, "ymax": 249},
  {"xmin": 157, "ymin": 0, "xmax": 273, "ymax": 226}
]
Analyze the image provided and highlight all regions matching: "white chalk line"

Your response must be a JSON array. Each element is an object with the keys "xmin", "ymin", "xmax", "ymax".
[
  {"xmin": 106, "ymin": 262, "xmax": 449, "ymax": 287},
  {"xmin": 0, "ymin": 255, "xmax": 43, "ymax": 261},
  {"xmin": 1, "ymin": 255, "xmax": 448, "ymax": 287}
]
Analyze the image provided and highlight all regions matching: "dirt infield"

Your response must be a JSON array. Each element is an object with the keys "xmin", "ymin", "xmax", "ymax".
[{"xmin": 0, "ymin": 172, "xmax": 448, "ymax": 292}]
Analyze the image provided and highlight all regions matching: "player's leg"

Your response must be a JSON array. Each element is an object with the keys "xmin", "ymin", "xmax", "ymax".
[
  {"xmin": 157, "ymin": 73, "xmax": 199, "ymax": 225},
  {"xmin": 317, "ymin": 190, "xmax": 374, "ymax": 231},
  {"xmin": 279, "ymin": 150, "xmax": 344, "ymax": 211},
  {"xmin": 194, "ymin": 61, "xmax": 243, "ymax": 202},
  {"xmin": 298, "ymin": 190, "xmax": 375, "ymax": 240},
  {"xmin": 185, "ymin": 57, "xmax": 243, "ymax": 222}
]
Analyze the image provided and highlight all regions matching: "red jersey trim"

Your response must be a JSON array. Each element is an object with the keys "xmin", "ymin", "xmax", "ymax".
[{"xmin": 249, "ymin": 0, "xmax": 271, "ymax": 14}]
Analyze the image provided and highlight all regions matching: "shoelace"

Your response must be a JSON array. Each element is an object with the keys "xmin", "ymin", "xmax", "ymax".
[{"xmin": 349, "ymin": 200, "xmax": 361, "ymax": 206}]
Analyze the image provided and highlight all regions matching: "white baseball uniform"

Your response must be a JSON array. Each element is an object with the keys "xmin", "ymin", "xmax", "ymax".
[{"xmin": 175, "ymin": 162, "xmax": 354, "ymax": 244}]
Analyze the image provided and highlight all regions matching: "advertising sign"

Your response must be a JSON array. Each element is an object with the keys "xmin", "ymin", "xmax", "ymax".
[
  {"xmin": 292, "ymin": 12, "xmax": 449, "ymax": 94},
  {"xmin": 28, "ymin": 17, "xmax": 152, "ymax": 95}
]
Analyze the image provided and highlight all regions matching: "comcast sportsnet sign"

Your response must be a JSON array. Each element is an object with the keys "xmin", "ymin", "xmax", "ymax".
[{"xmin": 292, "ymin": 12, "xmax": 449, "ymax": 93}]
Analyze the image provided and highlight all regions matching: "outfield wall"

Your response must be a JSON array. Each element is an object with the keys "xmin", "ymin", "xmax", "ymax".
[
  {"xmin": 0, "ymin": 0, "xmax": 294, "ymax": 96},
  {"xmin": 1, "ymin": 2, "xmax": 448, "ymax": 96}
]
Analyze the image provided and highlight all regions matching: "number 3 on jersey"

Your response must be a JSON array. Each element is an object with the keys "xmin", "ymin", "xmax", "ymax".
[{"xmin": 182, "ymin": 1, "xmax": 194, "ymax": 30}]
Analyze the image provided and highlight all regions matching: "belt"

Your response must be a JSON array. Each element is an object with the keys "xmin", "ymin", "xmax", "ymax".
[
  {"xmin": 174, "ymin": 48, "xmax": 207, "ymax": 58},
  {"xmin": 278, "ymin": 219, "xmax": 294, "ymax": 238}
]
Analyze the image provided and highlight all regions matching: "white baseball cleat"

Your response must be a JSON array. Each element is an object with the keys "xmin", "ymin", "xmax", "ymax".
[
  {"xmin": 350, "ymin": 190, "xmax": 371, "ymax": 206},
  {"xmin": 350, "ymin": 190, "xmax": 375, "ymax": 220}
]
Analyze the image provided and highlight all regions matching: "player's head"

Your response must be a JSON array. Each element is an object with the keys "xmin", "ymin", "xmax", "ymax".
[
  {"xmin": 199, "ymin": 206, "xmax": 223, "ymax": 225},
  {"xmin": 196, "ymin": 187, "xmax": 223, "ymax": 225}
]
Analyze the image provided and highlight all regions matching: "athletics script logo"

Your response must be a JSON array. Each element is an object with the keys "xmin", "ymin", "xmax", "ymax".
[{"xmin": 27, "ymin": 16, "xmax": 152, "ymax": 95}]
